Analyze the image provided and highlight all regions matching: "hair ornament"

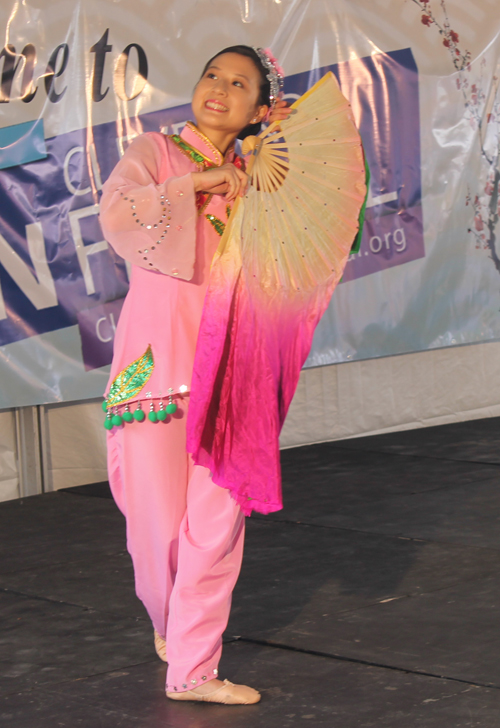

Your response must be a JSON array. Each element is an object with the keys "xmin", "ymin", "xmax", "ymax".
[{"xmin": 253, "ymin": 47, "xmax": 284, "ymax": 107}]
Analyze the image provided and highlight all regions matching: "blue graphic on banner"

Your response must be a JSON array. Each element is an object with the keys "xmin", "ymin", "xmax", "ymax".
[
  {"xmin": 77, "ymin": 298, "xmax": 124, "ymax": 371},
  {"xmin": 0, "ymin": 49, "xmax": 421, "ymax": 373},
  {"xmin": 0, "ymin": 103, "xmax": 190, "ymax": 352},
  {"xmin": 0, "ymin": 119, "xmax": 47, "ymax": 169}
]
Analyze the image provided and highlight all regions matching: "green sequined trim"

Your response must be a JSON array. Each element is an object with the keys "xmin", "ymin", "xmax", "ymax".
[
  {"xmin": 106, "ymin": 345, "xmax": 154, "ymax": 407},
  {"xmin": 205, "ymin": 213, "xmax": 226, "ymax": 236},
  {"xmin": 226, "ymin": 205, "xmax": 232, "ymax": 219},
  {"xmin": 168, "ymin": 135, "xmax": 216, "ymax": 170}
]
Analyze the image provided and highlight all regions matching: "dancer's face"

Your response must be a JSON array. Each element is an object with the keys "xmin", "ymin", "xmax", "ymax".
[{"xmin": 192, "ymin": 53, "xmax": 268, "ymax": 140}]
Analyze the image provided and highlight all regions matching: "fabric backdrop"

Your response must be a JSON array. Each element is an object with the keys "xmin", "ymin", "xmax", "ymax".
[{"xmin": 0, "ymin": 0, "xmax": 499, "ymax": 407}]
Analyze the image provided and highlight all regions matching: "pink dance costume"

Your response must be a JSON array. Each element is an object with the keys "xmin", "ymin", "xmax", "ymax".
[
  {"xmin": 100, "ymin": 116, "xmax": 358, "ymax": 693},
  {"xmin": 100, "ymin": 123, "xmax": 246, "ymax": 693}
]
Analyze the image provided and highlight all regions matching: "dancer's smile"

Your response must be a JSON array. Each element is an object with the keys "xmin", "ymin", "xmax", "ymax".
[
  {"xmin": 205, "ymin": 99, "xmax": 229, "ymax": 112},
  {"xmin": 191, "ymin": 52, "xmax": 268, "ymax": 153}
]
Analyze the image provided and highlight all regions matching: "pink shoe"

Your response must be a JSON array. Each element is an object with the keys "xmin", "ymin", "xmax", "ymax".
[
  {"xmin": 154, "ymin": 630, "xmax": 167, "ymax": 663},
  {"xmin": 166, "ymin": 679, "xmax": 261, "ymax": 704}
]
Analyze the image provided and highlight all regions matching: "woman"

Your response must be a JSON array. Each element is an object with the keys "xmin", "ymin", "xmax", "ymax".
[{"xmin": 100, "ymin": 46, "xmax": 288, "ymax": 705}]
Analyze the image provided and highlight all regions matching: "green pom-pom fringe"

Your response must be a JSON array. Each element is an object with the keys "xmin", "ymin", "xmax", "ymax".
[
  {"xmin": 102, "ymin": 399, "xmax": 108, "ymax": 412},
  {"xmin": 104, "ymin": 400, "xmax": 178, "ymax": 425}
]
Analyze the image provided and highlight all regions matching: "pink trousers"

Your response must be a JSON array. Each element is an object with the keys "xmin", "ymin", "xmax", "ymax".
[{"xmin": 106, "ymin": 401, "xmax": 245, "ymax": 692}]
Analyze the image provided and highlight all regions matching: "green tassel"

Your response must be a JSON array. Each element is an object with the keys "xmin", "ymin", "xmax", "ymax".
[
  {"xmin": 122, "ymin": 406, "xmax": 134, "ymax": 423},
  {"xmin": 157, "ymin": 402, "xmax": 167, "ymax": 421},
  {"xmin": 148, "ymin": 402, "xmax": 157, "ymax": 422},
  {"xmin": 133, "ymin": 404, "xmax": 145, "ymax": 422},
  {"xmin": 104, "ymin": 412, "xmax": 113, "ymax": 430},
  {"xmin": 112, "ymin": 413, "xmax": 123, "ymax": 427},
  {"xmin": 166, "ymin": 402, "xmax": 177, "ymax": 414},
  {"xmin": 102, "ymin": 399, "xmax": 108, "ymax": 413}
]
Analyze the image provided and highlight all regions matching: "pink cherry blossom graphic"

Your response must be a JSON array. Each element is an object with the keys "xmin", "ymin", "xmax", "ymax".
[{"xmin": 413, "ymin": 0, "xmax": 500, "ymax": 261}]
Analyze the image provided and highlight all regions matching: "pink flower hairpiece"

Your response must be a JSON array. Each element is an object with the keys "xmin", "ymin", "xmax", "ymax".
[
  {"xmin": 262, "ymin": 48, "xmax": 285, "ymax": 83},
  {"xmin": 253, "ymin": 47, "xmax": 285, "ymax": 108}
]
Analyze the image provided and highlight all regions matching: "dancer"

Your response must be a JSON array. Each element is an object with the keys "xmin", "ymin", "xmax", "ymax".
[{"xmin": 100, "ymin": 45, "xmax": 289, "ymax": 705}]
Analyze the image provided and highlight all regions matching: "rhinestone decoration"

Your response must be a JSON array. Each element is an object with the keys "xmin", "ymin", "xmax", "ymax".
[
  {"xmin": 213, "ymin": 668, "xmax": 218, "ymax": 675},
  {"xmin": 253, "ymin": 47, "xmax": 284, "ymax": 106},
  {"xmin": 191, "ymin": 679, "xmax": 197, "ymax": 684},
  {"xmin": 202, "ymin": 676, "xmax": 207, "ymax": 680},
  {"xmin": 118, "ymin": 189, "xmax": 172, "ymax": 267},
  {"xmin": 182, "ymin": 683, "xmax": 187, "ymax": 689}
]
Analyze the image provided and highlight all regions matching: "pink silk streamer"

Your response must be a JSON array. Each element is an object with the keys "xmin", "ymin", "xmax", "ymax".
[
  {"xmin": 187, "ymin": 237, "xmax": 344, "ymax": 517},
  {"xmin": 187, "ymin": 73, "xmax": 367, "ymax": 515}
]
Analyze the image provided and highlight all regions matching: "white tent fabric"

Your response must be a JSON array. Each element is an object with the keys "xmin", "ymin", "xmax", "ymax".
[
  {"xmin": 3, "ymin": 340, "xmax": 500, "ymax": 502},
  {"xmin": 0, "ymin": 411, "xmax": 19, "ymax": 501}
]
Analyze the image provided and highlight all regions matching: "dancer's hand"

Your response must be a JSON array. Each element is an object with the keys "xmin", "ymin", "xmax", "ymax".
[
  {"xmin": 191, "ymin": 164, "xmax": 249, "ymax": 201},
  {"xmin": 268, "ymin": 99, "xmax": 292, "ymax": 125}
]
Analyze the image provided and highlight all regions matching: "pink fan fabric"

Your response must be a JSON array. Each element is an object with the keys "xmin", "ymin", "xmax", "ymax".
[{"xmin": 187, "ymin": 263, "xmax": 340, "ymax": 517}]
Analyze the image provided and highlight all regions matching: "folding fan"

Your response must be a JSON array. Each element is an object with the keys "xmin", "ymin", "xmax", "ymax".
[
  {"xmin": 187, "ymin": 72, "xmax": 367, "ymax": 517},
  {"xmin": 219, "ymin": 71, "xmax": 367, "ymax": 294}
]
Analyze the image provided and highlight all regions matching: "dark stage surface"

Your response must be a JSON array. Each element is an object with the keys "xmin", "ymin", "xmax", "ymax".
[{"xmin": 3, "ymin": 417, "xmax": 500, "ymax": 726}]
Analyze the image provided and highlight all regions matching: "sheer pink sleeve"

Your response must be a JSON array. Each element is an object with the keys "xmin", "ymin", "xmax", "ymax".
[{"xmin": 99, "ymin": 133, "xmax": 197, "ymax": 281}]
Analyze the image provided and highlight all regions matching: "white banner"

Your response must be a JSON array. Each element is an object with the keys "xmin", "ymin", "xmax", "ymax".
[{"xmin": 0, "ymin": 0, "xmax": 499, "ymax": 407}]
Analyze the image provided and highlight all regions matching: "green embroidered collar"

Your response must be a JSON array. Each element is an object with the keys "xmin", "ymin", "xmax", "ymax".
[{"xmin": 168, "ymin": 134, "xmax": 218, "ymax": 171}]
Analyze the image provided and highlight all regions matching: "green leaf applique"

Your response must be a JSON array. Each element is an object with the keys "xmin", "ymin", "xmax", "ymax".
[
  {"xmin": 106, "ymin": 345, "xmax": 154, "ymax": 407},
  {"xmin": 205, "ymin": 213, "xmax": 226, "ymax": 237}
]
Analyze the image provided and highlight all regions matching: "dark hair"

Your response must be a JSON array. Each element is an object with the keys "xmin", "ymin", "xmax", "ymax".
[{"xmin": 200, "ymin": 45, "xmax": 270, "ymax": 139}]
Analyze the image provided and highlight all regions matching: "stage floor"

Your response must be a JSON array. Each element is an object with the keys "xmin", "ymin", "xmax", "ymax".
[{"xmin": 2, "ymin": 417, "xmax": 500, "ymax": 726}]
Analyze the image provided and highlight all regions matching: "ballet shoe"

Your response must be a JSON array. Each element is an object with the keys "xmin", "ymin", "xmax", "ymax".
[
  {"xmin": 166, "ymin": 678, "xmax": 261, "ymax": 704},
  {"xmin": 154, "ymin": 630, "xmax": 167, "ymax": 663}
]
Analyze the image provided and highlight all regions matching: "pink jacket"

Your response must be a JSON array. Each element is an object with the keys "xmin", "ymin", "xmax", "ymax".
[{"xmin": 99, "ymin": 123, "xmax": 238, "ymax": 409}]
